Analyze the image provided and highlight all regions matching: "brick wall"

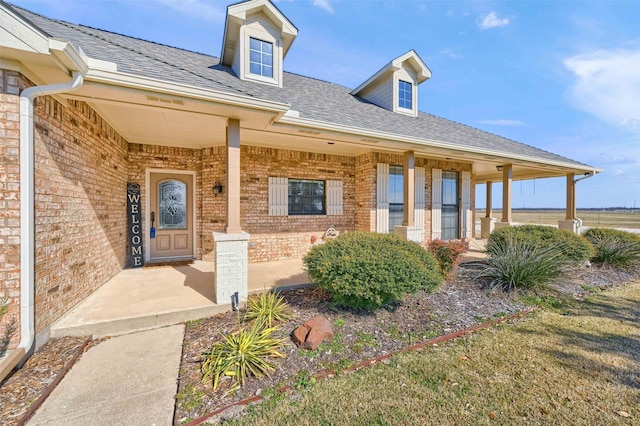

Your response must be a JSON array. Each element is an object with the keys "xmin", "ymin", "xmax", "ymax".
[
  {"xmin": 0, "ymin": 70, "xmax": 26, "ymax": 349},
  {"xmin": 240, "ymin": 146, "xmax": 356, "ymax": 262},
  {"xmin": 33, "ymin": 98, "xmax": 129, "ymax": 331}
]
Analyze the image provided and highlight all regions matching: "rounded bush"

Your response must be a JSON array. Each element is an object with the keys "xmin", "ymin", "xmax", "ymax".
[
  {"xmin": 488, "ymin": 225, "xmax": 594, "ymax": 263},
  {"xmin": 303, "ymin": 232, "xmax": 442, "ymax": 310},
  {"xmin": 583, "ymin": 228, "xmax": 640, "ymax": 268}
]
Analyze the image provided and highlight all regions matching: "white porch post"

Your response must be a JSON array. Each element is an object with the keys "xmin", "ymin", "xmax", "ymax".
[
  {"xmin": 480, "ymin": 181, "xmax": 496, "ymax": 237},
  {"xmin": 495, "ymin": 164, "xmax": 513, "ymax": 230},
  {"xmin": 212, "ymin": 118, "xmax": 249, "ymax": 305},
  {"xmin": 395, "ymin": 151, "xmax": 423, "ymax": 243}
]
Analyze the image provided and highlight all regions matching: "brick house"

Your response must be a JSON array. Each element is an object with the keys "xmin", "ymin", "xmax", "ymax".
[{"xmin": 0, "ymin": 0, "xmax": 599, "ymax": 372}]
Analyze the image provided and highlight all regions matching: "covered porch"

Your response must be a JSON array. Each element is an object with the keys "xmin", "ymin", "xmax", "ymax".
[{"xmin": 49, "ymin": 259, "xmax": 309, "ymax": 338}]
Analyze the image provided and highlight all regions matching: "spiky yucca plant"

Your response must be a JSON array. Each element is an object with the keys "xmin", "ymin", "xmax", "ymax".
[
  {"xmin": 244, "ymin": 291, "xmax": 294, "ymax": 328},
  {"xmin": 201, "ymin": 321, "xmax": 285, "ymax": 393},
  {"xmin": 478, "ymin": 236, "xmax": 567, "ymax": 292}
]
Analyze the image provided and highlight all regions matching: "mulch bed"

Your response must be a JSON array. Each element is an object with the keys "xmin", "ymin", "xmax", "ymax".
[
  {"xmin": 1, "ymin": 262, "xmax": 638, "ymax": 426},
  {"xmin": 0, "ymin": 336, "xmax": 89, "ymax": 426}
]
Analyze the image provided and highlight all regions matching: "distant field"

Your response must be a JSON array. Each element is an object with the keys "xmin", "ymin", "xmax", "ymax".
[{"xmin": 477, "ymin": 209, "xmax": 640, "ymax": 229}]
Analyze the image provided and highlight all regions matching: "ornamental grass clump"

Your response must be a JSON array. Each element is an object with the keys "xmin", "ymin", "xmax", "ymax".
[
  {"xmin": 303, "ymin": 231, "xmax": 442, "ymax": 310},
  {"xmin": 201, "ymin": 321, "xmax": 286, "ymax": 393},
  {"xmin": 244, "ymin": 291, "xmax": 295, "ymax": 328},
  {"xmin": 583, "ymin": 228, "xmax": 640, "ymax": 268},
  {"xmin": 488, "ymin": 225, "xmax": 593, "ymax": 263},
  {"xmin": 478, "ymin": 236, "xmax": 567, "ymax": 292}
]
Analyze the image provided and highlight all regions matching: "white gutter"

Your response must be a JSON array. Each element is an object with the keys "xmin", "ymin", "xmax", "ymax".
[{"xmin": 18, "ymin": 71, "xmax": 84, "ymax": 364}]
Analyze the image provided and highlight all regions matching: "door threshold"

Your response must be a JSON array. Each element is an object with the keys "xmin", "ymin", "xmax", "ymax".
[{"xmin": 144, "ymin": 257, "xmax": 195, "ymax": 268}]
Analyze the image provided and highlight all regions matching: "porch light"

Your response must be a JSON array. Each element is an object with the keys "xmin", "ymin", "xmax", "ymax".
[
  {"xmin": 496, "ymin": 165, "xmax": 503, "ymax": 172},
  {"xmin": 213, "ymin": 182, "xmax": 224, "ymax": 196}
]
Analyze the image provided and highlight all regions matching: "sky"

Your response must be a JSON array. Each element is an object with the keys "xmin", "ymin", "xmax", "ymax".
[{"xmin": 8, "ymin": 0, "xmax": 640, "ymax": 209}]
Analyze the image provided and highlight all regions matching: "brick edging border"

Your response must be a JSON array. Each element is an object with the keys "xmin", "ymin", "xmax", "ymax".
[
  {"xmin": 17, "ymin": 337, "xmax": 92, "ymax": 426},
  {"xmin": 185, "ymin": 307, "xmax": 535, "ymax": 426}
]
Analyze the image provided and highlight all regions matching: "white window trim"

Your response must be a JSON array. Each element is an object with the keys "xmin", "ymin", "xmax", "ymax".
[
  {"xmin": 461, "ymin": 170, "xmax": 472, "ymax": 239},
  {"xmin": 269, "ymin": 177, "xmax": 343, "ymax": 217},
  {"xmin": 431, "ymin": 168, "xmax": 442, "ymax": 240},
  {"xmin": 393, "ymin": 73, "xmax": 417, "ymax": 117},
  {"xmin": 241, "ymin": 23, "xmax": 281, "ymax": 87}
]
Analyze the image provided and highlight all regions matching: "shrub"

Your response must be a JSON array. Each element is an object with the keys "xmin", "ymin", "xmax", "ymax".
[
  {"xmin": 478, "ymin": 236, "xmax": 567, "ymax": 292},
  {"xmin": 0, "ymin": 295, "xmax": 17, "ymax": 357},
  {"xmin": 201, "ymin": 322, "xmax": 285, "ymax": 393},
  {"xmin": 488, "ymin": 225, "xmax": 593, "ymax": 263},
  {"xmin": 583, "ymin": 228, "xmax": 640, "ymax": 268},
  {"xmin": 428, "ymin": 240, "xmax": 469, "ymax": 278},
  {"xmin": 244, "ymin": 291, "xmax": 295, "ymax": 328},
  {"xmin": 303, "ymin": 232, "xmax": 442, "ymax": 310}
]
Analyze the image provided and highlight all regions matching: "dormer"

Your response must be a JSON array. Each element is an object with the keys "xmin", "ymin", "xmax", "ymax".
[
  {"xmin": 220, "ymin": 0, "xmax": 297, "ymax": 88},
  {"xmin": 351, "ymin": 50, "xmax": 431, "ymax": 117}
]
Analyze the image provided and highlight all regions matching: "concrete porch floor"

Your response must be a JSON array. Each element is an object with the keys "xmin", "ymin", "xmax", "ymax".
[{"xmin": 50, "ymin": 259, "xmax": 310, "ymax": 339}]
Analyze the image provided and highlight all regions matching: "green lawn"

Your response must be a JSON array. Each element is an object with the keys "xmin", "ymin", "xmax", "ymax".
[{"xmin": 231, "ymin": 283, "xmax": 640, "ymax": 425}]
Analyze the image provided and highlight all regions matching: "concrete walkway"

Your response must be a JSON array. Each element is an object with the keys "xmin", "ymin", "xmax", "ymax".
[{"xmin": 28, "ymin": 324, "xmax": 184, "ymax": 426}]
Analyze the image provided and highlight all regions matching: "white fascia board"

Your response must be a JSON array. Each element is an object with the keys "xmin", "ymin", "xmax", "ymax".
[
  {"xmin": 48, "ymin": 39, "xmax": 89, "ymax": 73},
  {"xmin": 392, "ymin": 50, "xmax": 431, "ymax": 83},
  {"xmin": 84, "ymin": 68, "xmax": 290, "ymax": 113},
  {"xmin": 351, "ymin": 60, "xmax": 394, "ymax": 96},
  {"xmin": 228, "ymin": 0, "xmax": 297, "ymax": 35},
  {"xmin": 276, "ymin": 115, "xmax": 602, "ymax": 173},
  {"xmin": 0, "ymin": 3, "xmax": 50, "ymax": 53}
]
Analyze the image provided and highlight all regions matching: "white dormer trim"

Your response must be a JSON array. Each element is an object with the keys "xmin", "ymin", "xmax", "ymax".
[
  {"xmin": 351, "ymin": 50, "xmax": 431, "ymax": 117},
  {"xmin": 220, "ymin": 0, "xmax": 297, "ymax": 88}
]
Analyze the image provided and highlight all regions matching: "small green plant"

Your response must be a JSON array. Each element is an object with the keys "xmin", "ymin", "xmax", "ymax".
[
  {"xmin": 519, "ymin": 294, "xmax": 568, "ymax": 311},
  {"xmin": 427, "ymin": 239, "xmax": 469, "ymax": 278},
  {"xmin": 293, "ymin": 370, "xmax": 317, "ymax": 389},
  {"xmin": 386, "ymin": 324, "xmax": 401, "ymax": 340},
  {"xmin": 583, "ymin": 228, "xmax": 640, "ymax": 268},
  {"xmin": 175, "ymin": 383, "xmax": 206, "ymax": 412},
  {"xmin": 332, "ymin": 318, "xmax": 345, "ymax": 327},
  {"xmin": 478, "ymin": 236, "xmax": 567, "ymax": 292},
  {"xmin": 244, "ymin": 291, "xmax": 295, "ymax": 328},
  {"xmin": 319, "ymin": 332, "xmax": 345, "ymax": 354},
  {"xmin": 303, "ymin": 232, "xmax": 442, "ymax": 310},
  {"xmin": 201, "ymin": 321, "xmax": 286, "ymax": 393},
  {"xmin": 352, "ymin": 331, "xmax": 380, "ymax": 353}
]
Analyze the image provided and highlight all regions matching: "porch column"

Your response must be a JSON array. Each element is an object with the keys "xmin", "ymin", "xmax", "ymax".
[
  {"xmin": 559, "ymin": 173, "xmax": 580, "ymax": 233},
  {"xmin": 480, "ymin": 181, "xmax": 496, "ymax": 238},
  {"xmin": 495, "ymin": 164, "xmax": 513, "ymax": 230},
  {"xmin": 402, "ymin": 151, "xmax": 415, "ymax": 226},
  {"xmin": 226, "ymin": 118, "xmax": 242, "ymax": 234},
  {"xmin": 395, "ymin": 151, "xmax": 422, "ymax": 242},
  {"xmin": 213, "ymin": 118, "xmax": 249, "ymax": 305}
]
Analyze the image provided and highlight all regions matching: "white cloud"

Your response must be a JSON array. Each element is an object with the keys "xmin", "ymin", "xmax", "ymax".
[
  {"xmin": 477, "ymin": 11, "xmax": 510, "ymax": 30},
  {"xmin": 150, "ymin": 0, "xmax": 224, "ymax": 22},
  {"xmin": 478, "ymin": 119, "xmax": 525, "ymax": 126},
  {"xmin": 564, "ymin": 49, "xmax": 640, "ymax": 129},
  {"xmin": 312, "ymin": 0, "xmax": 334, "ymax": 13},
  {"xmin": 438, "ymin": 48, "xmax": 462, "ymax": 59}
]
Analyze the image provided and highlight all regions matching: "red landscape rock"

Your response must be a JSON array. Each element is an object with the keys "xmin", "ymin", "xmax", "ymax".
[{"xmin": 292, "ymin": 316, "xmax": 334, "ymax": 350}]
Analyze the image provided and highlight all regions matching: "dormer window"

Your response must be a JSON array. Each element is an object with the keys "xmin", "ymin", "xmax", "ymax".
[
  {"xmin": 351, "ymin": 50, "xmax": 431, "ymax": 117},
  {"xmin": 398, "ymin": 80, "xmax": 412, "ymax": 109},
  {"xmin": 249, "ymin": 37, "xmax": 273, "ymax": 78},
  {"xmin": 220, "ymin": 0, "xmax": 298, "ymax": 89}
]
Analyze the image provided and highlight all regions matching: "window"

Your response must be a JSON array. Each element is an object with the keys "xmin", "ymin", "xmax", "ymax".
[
  {"xmin": 158, "ymin": 180, "xmax": 186, "ymax": 229},
  {"xmin": 441, "ymin": 171, "xmax": 459, "ymax": 240},
  {"xmin": 388, "ymin": 165, "xmax": 404, "ymax": 232},
  {"xmin": 249, "ymin": 37, "xmax": 273, "ymax": 78},
  {"xmin": 398, "ymin": 80, "xmax": 412, "ymax": 109},
  {"xmin": 288, "ymin": 179, "xmax": 325, "ymax": 215}
]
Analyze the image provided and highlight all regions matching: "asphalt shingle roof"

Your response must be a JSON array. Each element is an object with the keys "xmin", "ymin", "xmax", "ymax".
[{"xmin": 11, "ymin": 4, "xmax": 593, "ymax": 169}]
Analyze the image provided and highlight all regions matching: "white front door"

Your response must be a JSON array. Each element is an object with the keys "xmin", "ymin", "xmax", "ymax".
[{"xmin": 149, "ymin": 172, "xmax": 194, "ymax": 259}]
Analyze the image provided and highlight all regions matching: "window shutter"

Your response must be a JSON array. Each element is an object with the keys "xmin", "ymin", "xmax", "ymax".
[
  {"xmin": 461, "ymin": 171, "xmax": 472, "ymax": 239},
  {"xmin": 431, "ymin": 168, "xmax": 442, "ymax": 239},
  {"xmin": 326, "ymin": 180, "xmax": 343, "ymax": 215},
  {"xmin": 415, "ymin": 167, "xmax": 425, "ymax": 230},
  {"xmin": 268, "ymin": 177, "xmax": 288, "ymax": 216},
  {"xmin": 376, "ymin": 163, "xmax": 389, "ymax": 233}
]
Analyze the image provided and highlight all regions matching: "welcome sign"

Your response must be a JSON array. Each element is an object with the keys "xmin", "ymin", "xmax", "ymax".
[{"xmin": 127, "ymin": 183, "xmax": 144, "ymax": 267}]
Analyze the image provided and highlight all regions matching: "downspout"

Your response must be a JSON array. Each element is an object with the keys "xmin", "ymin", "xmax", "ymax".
[
  {"xmin": 17, "ymin": 71, "xmax": 84, "ymax": 364},
  {"xmin": 572, "ymin": 171, "xmax": 597, "ymax": 231}
]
